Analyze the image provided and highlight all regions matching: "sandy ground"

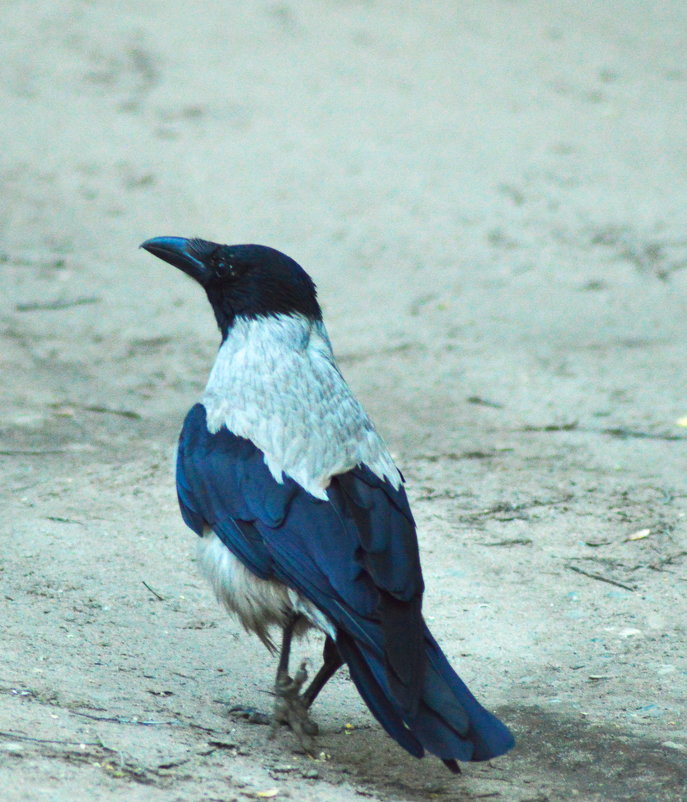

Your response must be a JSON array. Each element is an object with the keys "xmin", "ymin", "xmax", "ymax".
[{"xmin": 2, "ymin": 2, "xmax": 687, "ymax": 800}]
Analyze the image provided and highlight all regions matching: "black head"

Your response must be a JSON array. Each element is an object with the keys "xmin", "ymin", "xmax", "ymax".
[{"xmin": 141, "ymin": 237, "xmax": 321, "ymax": 338}]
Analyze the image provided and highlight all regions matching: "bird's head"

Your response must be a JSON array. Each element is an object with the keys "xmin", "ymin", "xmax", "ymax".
[{"xmin": 141, "ymin": 236, "xmax": 321, "ymax": 338}]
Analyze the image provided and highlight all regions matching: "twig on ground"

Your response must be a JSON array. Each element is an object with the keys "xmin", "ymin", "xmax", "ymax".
[
  {"xmin": 521, "ymin": 421, "xmax": 578, "ymax": 432},
  {"xmin": 598, "ymin": 427, "xmax": 687, "ymax": 441},
  {"xmin": 16, "ymin": 296, "xmax": 100, "ymax": 312},
  {"xmin": 417, "ymin": 449, "xmax": 509, "ymax": 462},
  {"xmin": 519, "ymin": 422, "xmax": 687, "ymax": 441},
  {"xmin": 49, "ymin": 401, "xmax": 141, "ymax": 419},
  {"xmin": 484, "ymin": 538, "xmax": 533, "ymax": 547},
  {"xmin": 463, "ymin": 494, "xmax": 573, "ymax": 522},
  {"xmin": 142, "ymin": 581, "xmax": 165, "ymax": 601},
  {"xmin": 466, "ymin": 395, "xmax": 504, "ymax": 409},
  {"xmin": 69, "ymin": 710, "xmax": 179, "ymax": 726},
  {"xmin": 82, "ymin": 405, "xmax": 141, "ymax": 419},
  {"xmin": 567, "ymin": 564, "xmax": 636, "ymax": 592},
  {"xmin": 0, "ymin": 730, "xmax": 101, "ymax": 747}
]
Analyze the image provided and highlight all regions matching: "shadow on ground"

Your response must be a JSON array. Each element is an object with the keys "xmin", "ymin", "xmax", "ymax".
[{"xmin": 307, "ymin": 704, "xmax": 687, "ymax": 801}]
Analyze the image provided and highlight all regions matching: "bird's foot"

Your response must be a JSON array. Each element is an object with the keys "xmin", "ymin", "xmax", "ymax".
[{"xmin": 269, "ymin": 660, "xmax": 319, "ymax": 754}]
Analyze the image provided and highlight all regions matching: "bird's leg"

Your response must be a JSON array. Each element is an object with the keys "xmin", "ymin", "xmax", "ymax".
[
  {"xmin": 232, "ymin": 626, "xmax": 342, "ymax": 754},
  {"xmin": 228, "ymin": 618, "xmax": 299, "ymax": 726},
  {"xmin": 275, "ymin": 614, "xmax": 297, "ymax": 680},
  {"xmin": 302, "ymin": 636, "xmax": 343, "ymax": 708},
  {"xmin": 268, "ymin": 616, "xmax": 320, "ymax": 753}
]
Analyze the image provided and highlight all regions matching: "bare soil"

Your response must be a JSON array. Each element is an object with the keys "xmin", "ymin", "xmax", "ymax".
[{"xmin": 2, "ymin": 2, "xmax": 686, "ymax": 800}]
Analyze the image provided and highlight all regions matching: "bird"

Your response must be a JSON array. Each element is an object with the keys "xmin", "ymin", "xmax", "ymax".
[{"xmin": 141, "ymin": 236, "xmax": 515, "ymax": 772}]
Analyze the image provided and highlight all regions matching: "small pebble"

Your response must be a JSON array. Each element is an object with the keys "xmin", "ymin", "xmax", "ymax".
[
  {"xmin": 662, "ymin": 741, "xmax": 686, "ymax": 752},
  {"xmin": 618, "ymin": 628, "xmax": 643, "ymax": 638}
]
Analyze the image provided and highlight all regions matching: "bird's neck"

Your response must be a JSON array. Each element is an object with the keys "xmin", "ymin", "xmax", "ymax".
[{"xmin": 205, "ymin": 313, "xmax": 320, "ymax": 397}]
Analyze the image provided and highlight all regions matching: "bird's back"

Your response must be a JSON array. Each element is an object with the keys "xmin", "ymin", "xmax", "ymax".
[{"xmin": 202, "ymin": 313, "xmax": 400, "ymax": 499}]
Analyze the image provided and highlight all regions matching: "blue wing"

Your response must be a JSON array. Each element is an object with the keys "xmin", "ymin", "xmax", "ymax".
[{"xmin": 176, "ymin": 403, "xmax": 514, "ymax": 763}]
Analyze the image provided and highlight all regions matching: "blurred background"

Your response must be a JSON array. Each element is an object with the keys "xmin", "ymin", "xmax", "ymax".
[{"xmin": 3, "ymin": 1, "xmax": 687, "ymax": 448}]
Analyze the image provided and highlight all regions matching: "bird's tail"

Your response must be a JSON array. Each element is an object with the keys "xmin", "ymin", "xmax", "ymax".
[{"xmin": 335, "ymin": 623, "xmax": 514, "ymax": 765}]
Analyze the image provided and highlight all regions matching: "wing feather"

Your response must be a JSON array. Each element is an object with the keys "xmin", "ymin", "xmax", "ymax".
[{"xmin": 176, "ymin": 403, "xmax": 425, "ymax": 713}]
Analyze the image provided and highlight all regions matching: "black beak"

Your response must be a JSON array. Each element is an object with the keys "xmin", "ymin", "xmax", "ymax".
[{"xmin": 140, "ymin": 236, "xmax": 217, "ymax": 284}]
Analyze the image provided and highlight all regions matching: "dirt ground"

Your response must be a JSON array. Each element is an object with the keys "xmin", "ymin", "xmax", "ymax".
[{"xmin": 2, "ymin": 2, "xmax": 686, "ymax": 800}]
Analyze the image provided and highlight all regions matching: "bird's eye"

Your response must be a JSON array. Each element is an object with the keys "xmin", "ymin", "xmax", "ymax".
[{"xmin": 211, "ymin": 254, "xmax": 234, "ymax": 279}]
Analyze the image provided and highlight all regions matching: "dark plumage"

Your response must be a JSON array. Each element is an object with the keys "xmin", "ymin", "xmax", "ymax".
[
  {"xmin": 142, "ymin": 236, "xmax": 515, "ymax": 771},
  {"xmin": 142, "ymin": 237, "xmax": 320, "ymax": 336}
]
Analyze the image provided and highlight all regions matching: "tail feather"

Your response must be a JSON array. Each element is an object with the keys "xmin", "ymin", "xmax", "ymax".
[
  {"xmin": 336, "ymin": 630, "xmax": 423, "ymax": 758},
  {"xmin": 335, "ymin": 624, "xmax": 514, "ymax": 765},
  {"xmin": 422, "ymin": 627, "xmax": 515, "ymax": 761}
]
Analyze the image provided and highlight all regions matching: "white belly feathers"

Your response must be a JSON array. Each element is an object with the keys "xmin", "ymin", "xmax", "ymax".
[{"xmin": 197, "ymin": 531, "xmax": 335, "ymax": 647}]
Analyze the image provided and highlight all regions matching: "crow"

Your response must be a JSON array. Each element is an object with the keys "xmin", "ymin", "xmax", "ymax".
[{"xmin": 141, "ymin": 236, "xmax": 514, "ymax": 771}]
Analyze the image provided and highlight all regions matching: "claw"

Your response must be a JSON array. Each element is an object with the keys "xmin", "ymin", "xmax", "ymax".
[{"xmin": 269, "ymin": 660, "xmax": 320, "ymax": 753}]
